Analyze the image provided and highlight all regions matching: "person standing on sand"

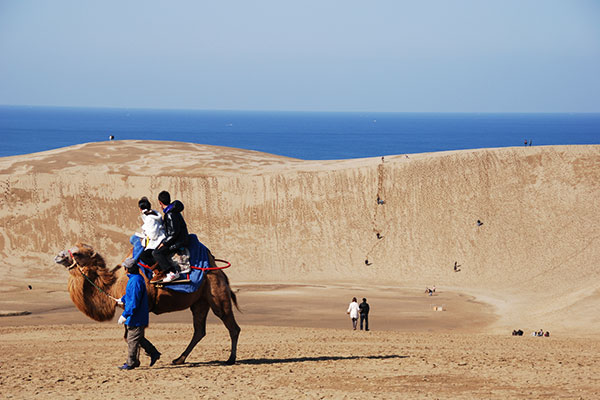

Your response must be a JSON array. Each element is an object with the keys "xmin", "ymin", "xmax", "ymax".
[
  {"xmin": 346, "ymin": 297, "xmax": 360, "ymax": 330},
  {"xmin": 117, "ymin": 258, "xmax": 161, "ymax": 370},
  {"xmin": 359, "ymin": 298, "xmax": 370, "ymax": 331}
]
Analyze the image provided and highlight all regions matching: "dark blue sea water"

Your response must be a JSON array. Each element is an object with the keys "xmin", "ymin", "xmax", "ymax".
[{"xmin": 1, "ymin": 106, "xmax": 599, "ymax": 160}]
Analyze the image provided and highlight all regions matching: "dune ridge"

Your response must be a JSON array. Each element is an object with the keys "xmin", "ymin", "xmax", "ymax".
[{"xmin": 0, "ymin": 142, "xmax": 598, "ymax": 333}]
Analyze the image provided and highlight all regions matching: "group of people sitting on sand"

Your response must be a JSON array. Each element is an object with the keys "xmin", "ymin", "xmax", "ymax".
[
  {"xmin": 124, "ymin": 190, "xmax": 190, "ymax": 283},
  {"xmin": 425, "ymin": 285, "xmax": 436, "ymax": 296},
  {"xmin": 512, "ymin": 329, "xmax": 550, "ymax": 337},
  {"xmin": 532, "ymin": 329, "xmax": 550, "ymax": 337}
]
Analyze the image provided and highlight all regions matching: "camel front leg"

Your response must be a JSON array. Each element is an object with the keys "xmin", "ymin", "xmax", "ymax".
[{"xmin": 172, "ymin": 301, "xmax": 209, "ymax": 365}]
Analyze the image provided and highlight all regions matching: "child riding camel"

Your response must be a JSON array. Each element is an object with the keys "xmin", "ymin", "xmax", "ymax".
[
  {"xmin": 151, "ymin": 191, "xmax": 190, "ymax": 283},
  {"xmin": 130, "ymin": 197, "xmax": 165, "ymax": 266}
]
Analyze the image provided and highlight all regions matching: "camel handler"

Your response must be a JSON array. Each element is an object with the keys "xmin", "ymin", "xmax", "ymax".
[{"xmin": 117, "ymin": 257, "xmax": 161, "ymax": 370}]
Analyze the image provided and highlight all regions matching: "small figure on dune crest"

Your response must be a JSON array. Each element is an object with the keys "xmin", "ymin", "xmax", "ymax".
[
  {"xmin": 365, "ymin": 259, "xmax": 372, "ymax": 266},
  {"xmin": 453, "ymin": 261, "xmax": 461, "ymax": 272},
  {"xmin": 381, "ymin": 156, "xmax": 385, "ymax": 163},
  {"xmin": 109, "ymin": 135, "xmax": 115, "ymax": 140},
  {"xmin": 477, "ymin": 219, "xmax": 483, "ymax": 227},
  {"xmin": 377, "ymin": 195, "xmax": 385, "ymax": 205},
  {"xmin": 376, "ymin": 232, "xmax": 382, "ymax": 240},
  {"xmin": 346, "ymin": 297, "xmax": 360, "ymax": 330}
]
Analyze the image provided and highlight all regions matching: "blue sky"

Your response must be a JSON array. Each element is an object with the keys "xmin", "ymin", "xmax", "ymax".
[{"xmin": 1, "ymin": 0, "xmax": 599, "ymax": 112}]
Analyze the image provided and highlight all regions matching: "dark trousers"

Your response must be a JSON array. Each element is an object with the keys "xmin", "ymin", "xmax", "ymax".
[
  {"xmin": 139, "ymin": 249, "xmax": 155, "ymax": 267},
  {"xmin": 124, "ymin": 325, "xmax": 159, "ymax": 367},
  {"xmin": 360, "ymin": 313, "xmax": 369, "ymax": 331},
  {"xmin": 152, "ymin": 246, "xmax": 176, "ymax": 272}
]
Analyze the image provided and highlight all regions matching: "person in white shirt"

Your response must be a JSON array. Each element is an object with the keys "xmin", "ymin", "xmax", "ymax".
[
  {"xmin": 135, "ymin": 197, "xmax": 166, "ymax": 267},
  {"xmin": 346, "ymin": 297, "xmax": 360, "ymax": 330}
]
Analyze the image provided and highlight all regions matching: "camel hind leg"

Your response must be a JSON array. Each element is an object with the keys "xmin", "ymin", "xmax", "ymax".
[
  {"xmin": 210, "ymin": 292, "xmax": 241, "ymax": 365},
  {"xmin": 206, "ymin": 271, "xmax": 240, "ymax": 365},
  {"xmin": 172, "ymin": 301, "xmax": 210, "ymax": 365}
]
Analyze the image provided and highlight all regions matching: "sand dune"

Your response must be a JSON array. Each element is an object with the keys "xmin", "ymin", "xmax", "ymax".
[
  {"xmin": 2, "ymin": 142, "xmax": 600, "ymax": 398},
  {"xmin": 0, "ymin": 142, "xmax": 599, "ymax": 334}
]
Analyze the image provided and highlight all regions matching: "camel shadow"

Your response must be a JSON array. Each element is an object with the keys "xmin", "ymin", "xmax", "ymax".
[{"xmin": 160, "ymin": 354, "xmax": 407, "ymax": 369}]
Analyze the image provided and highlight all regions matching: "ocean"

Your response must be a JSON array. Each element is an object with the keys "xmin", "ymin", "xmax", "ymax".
[{"xmin": 1, "ymin": 106, "xmax": 599, "ymax": 160}]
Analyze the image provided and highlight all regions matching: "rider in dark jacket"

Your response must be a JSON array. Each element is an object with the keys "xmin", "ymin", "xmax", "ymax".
[
  {"xmin": 152, "ymin": 191, "xmax": 189, "ymax": 282},
  {"xmin": 162, "ymin": 200, "xmax": 189, "ymax": 251}
]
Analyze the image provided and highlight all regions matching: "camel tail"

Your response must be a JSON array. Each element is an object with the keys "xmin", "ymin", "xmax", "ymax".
[{"xmin": 223, "ymin": 272, "xmax": 241, "ymax": 313}]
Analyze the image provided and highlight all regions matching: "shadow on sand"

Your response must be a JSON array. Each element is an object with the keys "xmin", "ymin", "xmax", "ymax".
[{"xmin": 159, "ymin": 354, "xmax": 407, "ymax": 369}]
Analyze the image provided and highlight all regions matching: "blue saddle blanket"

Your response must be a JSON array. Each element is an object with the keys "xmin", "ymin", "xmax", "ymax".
[{"xmin": 139, "ymin": 234, "xmax": 208, "ymax": 294}]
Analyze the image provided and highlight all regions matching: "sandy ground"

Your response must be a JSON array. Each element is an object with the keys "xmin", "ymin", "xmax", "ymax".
[
  {"xmin": 1, "ymin": 283, "xmax": 599, "ymax": 399},
  {"xmin": 2, "ymin": 321, "xmax": 599, "ymax": 399}
]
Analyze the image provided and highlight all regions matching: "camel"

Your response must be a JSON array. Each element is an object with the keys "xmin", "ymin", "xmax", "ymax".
[{"xmin": 54, "ymin": 242, "xmax": 241, "ymax": 365}]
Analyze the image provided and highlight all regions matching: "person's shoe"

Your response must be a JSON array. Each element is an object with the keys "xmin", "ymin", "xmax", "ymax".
[
  {"xmin": 118, "ymin": 363, "xmax": 136, "ymax": 370},
  {"xmin": 149, "ymin": 352, "xmax": 161, "ymax": 367},
  {"xmin": 162, "ymin": 271, "xmax": 180, "ymax": 283},
  {"xmin": 150, "ymin": 270, "xmax": 166, "ymax": 283}
]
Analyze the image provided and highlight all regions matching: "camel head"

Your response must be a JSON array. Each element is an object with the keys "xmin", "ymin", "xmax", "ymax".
[
  {"xmin": 54, "ymin": 243, "xmax": 106, "ymax": 271},
  {"xmin": 55, "ymin": 243, "xmax": 120, "ymax": 322}
]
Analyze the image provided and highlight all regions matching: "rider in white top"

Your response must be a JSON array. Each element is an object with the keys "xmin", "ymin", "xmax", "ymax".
[{"xmin": 137, "ymin": 208, "xmax": 166, "ymax": 250}]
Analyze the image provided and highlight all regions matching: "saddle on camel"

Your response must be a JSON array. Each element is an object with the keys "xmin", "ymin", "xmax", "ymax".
[{"xmin": 54, "ymin": 239, "xmax": 241, "ymax": 366}]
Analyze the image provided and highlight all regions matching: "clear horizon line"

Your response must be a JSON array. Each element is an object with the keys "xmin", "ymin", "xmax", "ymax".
[{"xmin": 1, "ymin": 103, "xmax": 599, "ymax": 115}]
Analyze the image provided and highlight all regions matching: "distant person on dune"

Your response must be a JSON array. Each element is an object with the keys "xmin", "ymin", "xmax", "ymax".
[
  {"xmin": 453, "ymin": 261, "xmax": 461, "ymax": 272},
  {"xmin": 359, "ymin": 298, "xmax": 370, "ymax": 331},
  {"xmin": 477, "ymin": 220, "xmax": 483, "ymax": 227},
  {"xmin": 346, "ymin": 297, "xmax": 360, "ymax": 330},
  {"xmin": 377, "ymin": 196, "xmax": 385, "ymax": 205},
  {"xmin": 365, "ymin": 259, "xmax": 372, "ymax": 266}
]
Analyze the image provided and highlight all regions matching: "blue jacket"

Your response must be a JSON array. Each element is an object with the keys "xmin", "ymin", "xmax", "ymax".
[{"xmin": 120, "ymin": 273, "xmax": 149, "ymax": 327}]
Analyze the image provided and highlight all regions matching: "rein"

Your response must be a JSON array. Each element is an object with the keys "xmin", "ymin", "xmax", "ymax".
[{"xmin": 68, "ymin": 250, "xmax": 120, "ymax": 302}]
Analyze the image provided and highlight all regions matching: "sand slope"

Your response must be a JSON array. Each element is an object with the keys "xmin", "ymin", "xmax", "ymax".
[{"xmin": 0, "ymin": 142, "xmax": 599, "ymax": 333}]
